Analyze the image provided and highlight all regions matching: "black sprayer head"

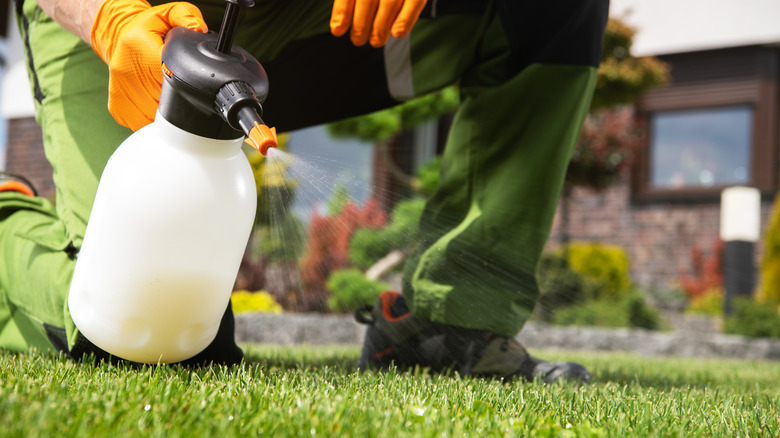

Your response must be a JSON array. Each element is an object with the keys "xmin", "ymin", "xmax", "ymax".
[{"xmin": 158, "ymin": 0, "xmax": 277, "ymax": 154}]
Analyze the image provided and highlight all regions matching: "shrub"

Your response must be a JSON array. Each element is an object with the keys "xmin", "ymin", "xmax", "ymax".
[
  {"xmin": 567, "ymin": 107, "xmax": 644, "ymax": 191},
  {"xmin": 758, "ymin": 194, "xmax": 780, "ymax": 310},
  {"xmin": 348, "ymin": 229, "xmax": 390, "ymax": 270},
  {"xmin": 349, "ymin": 198, "xmax": 425, "ymax": 270},
  {"xmin": 678, "ymin": 239, "xmax": 723, "ymax": 301},
  {"xmin": 625, "ymin": 293, "xmax": 662, "ymax": 330},
  {"xmin": 553, "ymin": 291, "xmax": 661, "ymax": 330},
  {"xmin": 326, "ymin": 269, "xmax": 389, "ymax": 313},
  {"xmin": 591, "ymin": 18, "xmax": 669, "ymax": 110},
  {"xmin": 327, "ymin": 184, "xmax": 351, "ymax": 216},
  {"xmin": 553, "ymin": 299, "xmax": 629, "ymax": 328},
  {"xmin": 535, "ymin": 252, "xmax": 594, "ymax": 321},
  {"xmin": 384, "ymin": 198, "xmax": 426, "ymax": 243},
  {"xmin": 724, "ymin": 298, "xmax": 780, "ymax": 338},
  {"xmin": 566, "ymin": 242, "xmax": 632, "ymax": 299},
  {"xmin": 256, "ymin": 215, "xmax": 306, "ymax": 264},
  {"xmin": 300, "ymin": 199, "xmax": 387, "ymax": 296},
  {"xmin": 537, "ymin": 248, "xmax": 660, "ymax": 329},
  {"xmin": 416, "ymin": 156, "xmax": 441, "ymax": 196},
  {"xmin": 686, "ymin": 288, "xmax": 723, "ymax": 316},
  {"xmin": 231, "ymin": 290, "xmax": 283, "ymax": 314}
]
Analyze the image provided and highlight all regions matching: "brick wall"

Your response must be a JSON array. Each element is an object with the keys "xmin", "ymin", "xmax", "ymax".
[
  {"xmin": 4, "ymin": 116, "xmax": 55, "ymax": 198},
  {"xmin": 548, "ymin": 181, "xmax": 773, "ymax": 291}
]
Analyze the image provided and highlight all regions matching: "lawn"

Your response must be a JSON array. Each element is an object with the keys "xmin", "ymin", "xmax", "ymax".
[{"xmin": 1, "ymin": 345, "xmax": 778, "ymax": 437}]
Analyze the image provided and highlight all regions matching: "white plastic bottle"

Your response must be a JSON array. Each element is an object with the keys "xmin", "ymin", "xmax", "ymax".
[{"xmin": 68, "ymin": 112, "xmax": 257, "ymax": 363}]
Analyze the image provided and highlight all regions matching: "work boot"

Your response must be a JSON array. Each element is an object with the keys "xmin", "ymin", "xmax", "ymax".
[
  {"xmin": 355, "ymin": 291, "xmax": 591, "ymax": 384},
  {"xmin": 0, "ymin": 171, "xmax": 37, "ymax": 197}
]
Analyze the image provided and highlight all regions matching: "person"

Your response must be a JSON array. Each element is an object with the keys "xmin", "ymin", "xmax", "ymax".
[{"xmin": 1, "ymin": 0, "xmax": 608, "ymax": 381}]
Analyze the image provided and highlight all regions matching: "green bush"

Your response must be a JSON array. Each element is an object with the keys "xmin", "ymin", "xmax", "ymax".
[
  {"xmin": 417, "ymin": 156, "xmax": 441, "ymax": 196},
  {"xmin": 686, "ymin": 288, "xmax": 723, "ymax": 316},
  {"xmin": 348, "ymin": 229, "xmax": 390, "ymax": 270},
  {"xmin": 566, "ymin": 242, "xmax": 632, "ymax": 299},
  {"xmin": 327, "ymin": 184, "xmax": 351, "ymax": 216},
  {"xmin": 724, "ymin": 298, "xmax": 780, "ymax": 338},
  {"xmin": 384, "ymin": 198, "xmax": 426, "ymax": 242},
  {"xmin": 231, "ymin": 290, "xmax": 283, "ymax": 314},
  {"xmin": 536, "ymin": 248, "xmax": 658, "ymax": 329},
  {"xmin": 256, "ymin": 216, "xmax": 306, "ymax": 264},
  {"xmin": 349, "ymin": 198, "xmax": 425, "ymax": 270},
  {"xmin": 554, "ymin": 299, "xmax": 628, "ymax": 328},
  {"xmin": 553, "ymin": 292, "xmax": 661, "ymax": 330},
  {"xmin": 535, "ymin": 252, "xmax": 594, "ymax": 321},
  {"xmin": 326, "ymin": 269, "xmax": 389, "ymax": 313},
  {"xmin": 625, "ymin": 294, "xmax": 662, "ymax": 330}
]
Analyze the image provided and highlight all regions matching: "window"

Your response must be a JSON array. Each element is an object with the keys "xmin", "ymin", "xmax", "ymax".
[
  {"xmin": 634, "ymin": 46, "xmax": 778, "ymax": 201},
  {"xmin": 649, "ymin": 106, "xmax": 753, "ymax": 189}
]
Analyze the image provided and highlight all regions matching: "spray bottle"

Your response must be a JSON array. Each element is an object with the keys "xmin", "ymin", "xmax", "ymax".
[{"xmin": 68, "ymin": 0, "xmax": 276, "ymax": 363}]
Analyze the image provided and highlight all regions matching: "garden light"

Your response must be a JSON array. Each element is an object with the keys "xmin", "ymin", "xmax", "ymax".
[{"xmin": 720, "ymin": 186, "xmax": 761, "ymax": 315}]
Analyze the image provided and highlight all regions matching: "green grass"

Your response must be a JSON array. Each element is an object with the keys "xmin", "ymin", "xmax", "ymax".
[{"xmin": 1, "ymin": 346, "xmax": 778, "ymax": 437}]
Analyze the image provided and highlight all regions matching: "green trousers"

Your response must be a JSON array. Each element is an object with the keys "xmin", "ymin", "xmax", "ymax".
[{"xmin": 2, "ymin": 0, "xmax": 607, "ymax": 359}]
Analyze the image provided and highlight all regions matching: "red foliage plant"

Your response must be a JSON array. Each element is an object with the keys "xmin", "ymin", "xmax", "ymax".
[
  {"xmin": 567, "ymin": 106, "xmax": 645, "ymax": 191},
  {"xmin": 300, "ymin": 199, "xmax": 387, "ymax": 297},
  {"xmin": 678, "ymin": 239, "xmax": 724, "ymax": 299}
]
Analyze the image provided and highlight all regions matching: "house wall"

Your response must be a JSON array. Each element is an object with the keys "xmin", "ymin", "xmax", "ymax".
[
  {"xmin": 546, "ymin": 44, "xmax": 779, "ymax": 294},
  {"xmin": 547, "ymin": 180, "xmax": 774, "ymax": 292}
]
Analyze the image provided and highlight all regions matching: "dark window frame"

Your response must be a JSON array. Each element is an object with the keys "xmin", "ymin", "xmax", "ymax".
[{"xmin": 633, "ymin": 46, "xmax": 779, "ymax": 202}]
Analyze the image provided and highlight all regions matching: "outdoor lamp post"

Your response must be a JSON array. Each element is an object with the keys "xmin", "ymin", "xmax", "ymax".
[{"xmin": 720, "ymin": 186, "xmax": 761, "ymax": 315}]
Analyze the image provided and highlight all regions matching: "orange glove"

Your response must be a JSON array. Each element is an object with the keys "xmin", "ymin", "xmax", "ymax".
[
  {"xmin": 91, "ymin": 0, "xmax": 207, "ymax": 131},
  {"xmin": 330, "ymin": 0, "xmax": 427, "ymax": 48}
]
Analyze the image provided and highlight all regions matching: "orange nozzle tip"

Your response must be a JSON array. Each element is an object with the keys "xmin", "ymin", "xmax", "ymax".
[{"xmin": 245, "ymin": 123, "xmax": 278, "ymax": 156}]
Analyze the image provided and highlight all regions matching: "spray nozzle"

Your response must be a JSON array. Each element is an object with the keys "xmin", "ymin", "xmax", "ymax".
[
  {"xmin": 215, "ymin": 81, "xmax": 278, "ymax": 156},
  {"xmin": 246, "ymin": 123, "xmax": 278, "ymax": 156}
]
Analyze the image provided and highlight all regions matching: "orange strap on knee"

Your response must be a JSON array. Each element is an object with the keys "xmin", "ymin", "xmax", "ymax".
[
  {"xmin": 90, "ymin": 0, "xmax": 207, "ymax": 131},
  {"xmin": 0, "ymin": 181, "xmax": 35, "ymax": 197}
]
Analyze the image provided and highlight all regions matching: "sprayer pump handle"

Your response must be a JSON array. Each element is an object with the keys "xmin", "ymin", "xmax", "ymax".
[{"xmin": 215, "ymin": 0, "xmax": 256, "ymax": 54}]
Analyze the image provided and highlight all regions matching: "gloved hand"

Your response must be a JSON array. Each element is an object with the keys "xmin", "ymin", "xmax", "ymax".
[
  {"xmin": 91, "ymin": 0, "xmax": 207, "ymax": 131},
  {"xmin": 330, "ymin": 0, "xmax": 427, "ymax": 48}
]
